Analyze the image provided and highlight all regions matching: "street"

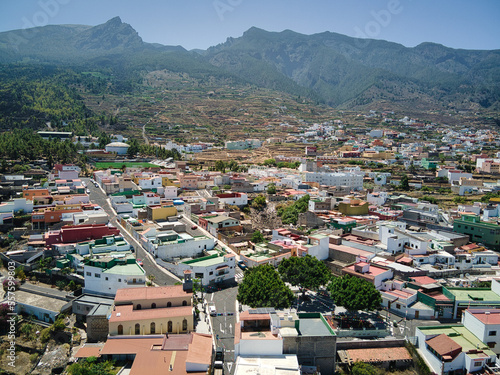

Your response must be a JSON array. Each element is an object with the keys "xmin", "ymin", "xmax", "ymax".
[
  {"xmin": 206, "ymin": 286, "xmax": 238, "ymax": 375},
  {"xmin": 83, "ymin": 177, "xmax": 179, "ymax": 286}
]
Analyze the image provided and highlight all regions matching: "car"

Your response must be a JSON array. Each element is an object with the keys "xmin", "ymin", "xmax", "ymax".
[
  {"xmin": 208, "ymin": 302, "xmax": 216, "ymax": 316},
  {"xmin": 86, "ymin": 189, "xmax": 90, "ymax": 194},
  {"xmin": 137, "ymin": 259, "xmax": 143, "ymax": 267},
  {"xmin": 191, "ymin": 225, "xmax": 198, "ymax": 230},
  {"xmin": 238, "ymin": 260, "xmax": 247, "ymax": 270}
]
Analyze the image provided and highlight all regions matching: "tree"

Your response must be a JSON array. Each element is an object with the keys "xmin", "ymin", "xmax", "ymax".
[
  {"xmin": 251, "ymin": 230, "xmax": 265, "ymax": 244},
  {"xmin": 267, "ymin": 183, "xmax": 276, "ymax": 195},
  {"xmin": 237, "ymin": 264, "xmax": 294, "ymax": 309},
  {"xmin": 278, "ymin": 255, "xmax": 331, "ymax": 297},
  {"xmin": 400, "ymin": 174, "xmax": 410, "ymax": 191},
  {"xmin": 228, "ymin": 160, "xmax": 239, "ymax": 172},
  {"xmin": 215, "ymin": 160, "xmax": 226, "ymax": 173},
  {"xmin": 276, "ymin": 195, "xmax": 310, "ymax": 225},
  {"xmin": 352, "ymin": 361, "xmax": 379, "ymax": 375},
  {"xmin": 327, "ymin": 275, "xmax": 382, "ymax": 313},
  {"xmin": 251, "ymin": 195, "xmax": 267, "ymax": 210},
  {"xmin": 67, "ymin": 357, "xmax": 115, "ymax": 375}
]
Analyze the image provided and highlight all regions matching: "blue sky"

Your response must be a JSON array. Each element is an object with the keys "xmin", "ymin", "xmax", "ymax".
[{"xmin": 0, "ymin": 0, "xmax": 499, "ymax": 50}]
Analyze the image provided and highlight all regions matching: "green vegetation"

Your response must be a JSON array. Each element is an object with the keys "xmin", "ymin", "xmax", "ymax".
[
  {"xmin": 351, "ymin": 361, "xmax": 379, "ymax": 375},
  {"xmin": 251, "ymin": 195, "xmax": 267, "ymax": 211},
  {"xmin": 95, "ymin": 162, "xmax": 159, "ymax": 169},
  {"xmin": 67, "ymin": 356, "xmax": 115, "ymax": 375},
  {"xmin": 237, "ymin": 264, "xmax": 294, "ymax": 309},
  {"xmin": 251, "ymin": 230, "xmax": 265, "ymax": 244},
  {"xmin": 267, "ymin": 183, "xmax": 276, "ymax": 195},
  {"xmin": 327, "ymin": 275, "xmax": 382, "ymax": 312},
  {"xmin": 421, "ymin": 196, "xmax": 438, "ymax": 204},
  {"xmin": 278, "ymin": 255, "xmax": 330, "ymax": 296},
  {"xmin": 276, "ymin": 195, "xmax": 310, "ymax": 225}
]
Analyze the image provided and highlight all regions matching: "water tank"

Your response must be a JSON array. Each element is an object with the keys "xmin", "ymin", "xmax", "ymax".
[{"xmin": 173, "ymin": 200, "xmax": 184, "ymax": 205}]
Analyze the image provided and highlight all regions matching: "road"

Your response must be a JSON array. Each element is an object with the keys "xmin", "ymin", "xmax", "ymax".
[
  {"xmin": 83, "ymin": 177, "xmax": 179, "ymax": 286},
  {"xmin": 206, "ymin": 286, "xmax": 238, "ymax": 375}
]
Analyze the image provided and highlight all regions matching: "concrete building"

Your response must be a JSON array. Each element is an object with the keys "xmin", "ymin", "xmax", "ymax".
[
  {"xmin": 453, "ymin": 214, "xmax": 500, "ymax": 250},
  {"xmin": 305, "ymin": 171, "xmax": 363, "ymax": 190},
  {"xmin": 83, "ymin": 253, "xmax": 146, "ymax": 296},
  {"xmin": 177, "ymin": 253, "xmax": 236, "ymax": 286}
]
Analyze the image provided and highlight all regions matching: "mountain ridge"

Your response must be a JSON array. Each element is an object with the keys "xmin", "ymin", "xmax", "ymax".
[{"xmin": 0, "ymin": 18, "xmax": 498, "ymax": 111}]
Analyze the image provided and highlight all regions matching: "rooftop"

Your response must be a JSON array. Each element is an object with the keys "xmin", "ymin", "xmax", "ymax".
[
  {"xmin": 115, "ymin": 285, "xmax": 191, "ymax": 303},
  {"xmin": 109, "ymin": 304, "xmax": 193, "ymax": 323}
]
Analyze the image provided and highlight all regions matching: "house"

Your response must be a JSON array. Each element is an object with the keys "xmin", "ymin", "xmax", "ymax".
[
  {"xmin": 146, "ymin": 202, "xmax": 177, "ymax": 221},
  {"xmin": 462, "ymin": 309, "xmax": 500, "ymax": 355},
  {"xmin": 95, "ymin": 333, "xmax": 212, "ymax": 375},
  {"xmin": 215, "ymin": 192, "xmax": 248, "ymax": 207},
  {"xmin": 234, "ymin": 309, "xmax": 336, "ymax": 374},
  {"xmin": 108, "ymin": 285, "xmax": 193, "ymax": 336},
  {"xmin": 415, "ymin": 324, "xmax": 495, "ymax": 375},
  {"xmin": 342, "ymin": 257, "xmax": 394, "ymax": 290},
  {"xmin": 142, "ymin": 228, "xmax": 216, "ymax": 260},
  {"xmin": 198, "ymin": 215, "xmax": 241, "ymax": 236},
  {"xmin": 177, "ymin": 253, "xmax": 236, "ymax": 286},
  {"xmin": 83, "ymin": 253, "xmax": 146, "ymax": 297},
  {"xmin": 338, "ymin": 198, "xmax": 369, "ymax": 215}
]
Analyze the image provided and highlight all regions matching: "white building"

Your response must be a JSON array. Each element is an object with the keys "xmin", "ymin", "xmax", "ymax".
[
  {"xmin": 83, "ymin": 253, "xmax": 146, "ymax": 296},
  {"xmin": 367, "ymin": 191, "xmax": 388, "ymax": 206},
  {"xmin": 142, "ymin": 228, "xmax": 216, "ymax": 261},
  {"xmin": 177, "ymin": 253, "xmax": 236, "ymax": 286},
  {"xmin": 305, "ymin": 171, "xmax": 363, "ymax": 190},
  {"xmin": 462, "ymin": 309, "xmax": 500, "ymax": 355},
  {"xmin": 164, "ymin": 186, "xmax": 178, "ymax": 199}
]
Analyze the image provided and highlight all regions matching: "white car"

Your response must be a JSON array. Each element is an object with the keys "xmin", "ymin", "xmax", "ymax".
[{"xmin": 208, "ymin": 302, "xmax": 216, "ymax": 316}]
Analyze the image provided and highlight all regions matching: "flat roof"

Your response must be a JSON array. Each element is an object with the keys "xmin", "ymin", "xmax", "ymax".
[
  {"xmin": 418, "ymin": 325, "xmax": 494, "ymax": 355},
  {"xmin": 446, "ymin": 287, "xmax": 500, "ymax": 302},
  {"xmin": 102, "ymin": 263, "xmax": 145, "ymax": 276},
  {"xmin": 182, "ymin": 255, "xmax": 227, "ymax": 267},
  {"xmin": 298, "ymin": 318, "xmax": 333, "ymax": 336},
  {"xmin": 109, "ymin": 304, "xmax": 193, "ymax": 323},
  {"xmin": 13, "ymin": 290, "xmax": 68, "ymax": 313}
]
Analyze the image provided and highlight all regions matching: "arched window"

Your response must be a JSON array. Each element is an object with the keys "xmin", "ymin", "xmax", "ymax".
[
  {"xmin": 167, "ymin": 302, "xmax": 172, "ymax": 308},
  {"xmin": 182, "ymin": 319, "xmax": 188, "ymax": 331},
  {"xmin": 168, "ymin": 321, "xmax": 172, "ymax": 333},
  {"xmin": 118, "ymin": 325, "xmax": 123, "ymax": 335},
  {"xmin": 151, "ymin": 303, "xmax": 156, "ymax": 309},
  {"xmin": 182, "ymin": 300, "xmax": 187, "ymax": 306},
  {"xmin": 135, "ymin": 323, "xmax": 140, "ymax": 335},
  {"xmin": 150, "ymin": 322, "xmax": 156, "ymax": 334},
  {"xmin": 137, "ymin": 304, "xmax": 142, "ymax": 310}
]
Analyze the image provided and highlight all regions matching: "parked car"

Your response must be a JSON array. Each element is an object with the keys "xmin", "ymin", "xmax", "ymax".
[
  {"xmin": 191, "ymin": 225, "xmax": 198, "ymax": 230},
  {"xmin": 238, "ymin": 260, "xmax": 247, "ymax": 270},
  {"xmin": 137, "ymin": 259, "xmax": 143, "ymax": 267},
  {"xmin": 208, "ymin": 302, "xmax": 216, "ymax": 316}
]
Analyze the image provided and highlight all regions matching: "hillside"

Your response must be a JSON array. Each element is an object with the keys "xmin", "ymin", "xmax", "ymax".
[{"xmin": 0, "ymin": 18, "xmax": 498, "ymax": 115}]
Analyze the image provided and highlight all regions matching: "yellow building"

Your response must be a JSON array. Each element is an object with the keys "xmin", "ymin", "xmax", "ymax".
[
  {"xmin": 108, "ymin": 285, "xmax": 193, "ymax": 336},
  {"xmin": 338, "ymin": 199, "xmax": 369, "ymax": 215},
  {"xmin": 161, "ymin": 176, "xmax": 180, "ymax": 187},
  {"xmin": 146, "ymin": 203, "xmax": 177, "ymax": 221}
]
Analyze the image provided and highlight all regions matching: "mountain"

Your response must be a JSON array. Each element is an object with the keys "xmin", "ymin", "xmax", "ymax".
[
  {"xmin": 0, "ymin": 19, "xmax": 499, "ymax": 111},
  {"xmin": 205, "ymin": 27, "xmax": 500, "ymax": 109}
]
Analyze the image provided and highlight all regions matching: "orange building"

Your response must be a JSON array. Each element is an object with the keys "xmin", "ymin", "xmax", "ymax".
[{"xmin": 32, "ymin": 204, "xmax": 83, "ymax": 229}]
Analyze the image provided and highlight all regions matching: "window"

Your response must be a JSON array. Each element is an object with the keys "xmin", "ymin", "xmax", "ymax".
[
  {"xmin": 105, "ymin": 277, "xmax": 108, "ymax": 281},
  {"xmin": 151, "ymin": 303, "xmax": 156, "ymax": 309},
  {"xmin": 488, "ymin": 342, "xmax": 496, "ymax": 348},
  {"xmin": 182, "ymin": 300, "xmax": 187, "ymax": 306},
  {"xmin": 396, "ymin": 304, "xmax": 401, "ymax": 309},
  {"xmin": 137, "ymin": 304, "xmax": 142, "ymax": 310},
  {"xmin": 86, "ymin": 272, "xmax": 91, "ymax": 276},
  {"xmin": 167, "ymin": 302, "xmax": 172, "ymax": 308},
  {"xmin": 135, "ymin": 323, "xmax": 140, "ymax": 335},
  {"xmin": 95, "ymin": 273, "xmax": 100, "ymax": 278},
  {"xmin": 489, "ymin": 331, "xmax": 497, "ymax": 336},
  {"xmin": 474, "ymin": 361, "xmax": 483, "ymax": 367},
  {"xmin": 209, "ymin": 271, "xmax": 213, "ymax": 276},
  {"xmin": 150, "ymin": 322, "xmax": 156, "ymax": 334},
  {"xmin": 182, "ymin": 319, "xmax": 188, "ymax": 331},
  {"xmin": 168, "ymin": 321, "xmax": 172, "ymax": 333},
  {"xmin": 118, "ymin": 325, "xmax": 123, "ymax": 335},
  {"xmin": 118, "ymin": 278, "xmax": 121, "ymax": 282}
]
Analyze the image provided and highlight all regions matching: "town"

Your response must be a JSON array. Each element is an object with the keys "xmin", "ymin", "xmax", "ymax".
[{"xmin": 2, "ymin": 109, "xmax": 500, "ymax": 375}]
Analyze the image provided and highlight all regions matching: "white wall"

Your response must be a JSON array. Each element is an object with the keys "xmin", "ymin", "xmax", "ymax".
[
  {"xmin": 237, "ymin": 338, "xmax": 283, "ymax": 357},
  {"xmin": 83, "ymin": 265, "xmax": 145, "ymax": 296},
  {"xmin": 156, "ymin": 237, "xmax": 216, "ymax": 260}
]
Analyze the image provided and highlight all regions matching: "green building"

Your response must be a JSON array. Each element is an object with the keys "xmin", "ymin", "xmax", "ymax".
[
  {"xmin": 453, "ymin": 215, "xmax": 500, "ymax": 250},
  {"xmin": 420, "ymin": 158, "xmax": 438, "ymax": 170}
]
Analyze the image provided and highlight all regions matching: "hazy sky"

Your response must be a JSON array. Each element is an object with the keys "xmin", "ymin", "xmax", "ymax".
[{"xmin": 1, "ymin": 0, "xmax": 499, "ymax": 50}]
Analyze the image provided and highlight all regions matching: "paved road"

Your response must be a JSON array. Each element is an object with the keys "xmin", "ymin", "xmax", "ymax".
[
  {"xmin": 83, "ymin": 178, "xmax": 179, "ymax": 286},
  {"xmin": 206, "ymin": 286, "xmax": 238, "ymax": 375}
]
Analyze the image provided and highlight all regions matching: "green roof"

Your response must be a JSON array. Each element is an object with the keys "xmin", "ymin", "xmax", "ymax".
[
  {"xmin": 445, "ymin": 287, "xmax": 500, "ymax": 302},
  {"xmin": 102, "ymin": 263, "xmax": 144, "ymax": 276},
  {"xmin": 418, "ymin": 325, "xmax": 494, "ymax": 355},
  {"xmin": 182, "ymin": 255, "xmax": 226, "ymax": 267}
]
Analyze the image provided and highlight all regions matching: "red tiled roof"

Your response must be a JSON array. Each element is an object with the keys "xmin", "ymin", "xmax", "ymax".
[
  {"xmin": 109, "ymin": 304, "xmax": 193, "ymax": 323},
  {"xmin": 74, "ymin": 345, "xmax": 102, "ymax": 358},
  {"xmin": 470, "ymin": 310, "xmax": 500, "ymax": 325},
  {"xmin": 115, "ymin": 285, "xmax": 191, "ymax": 303},
  {"xmin": 426, "ymin": 334, "xmax": 461, "ymax": 358},
  {"xmin": 346, "ymin": 347, "xmax": 411, "ymax": 363}
]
